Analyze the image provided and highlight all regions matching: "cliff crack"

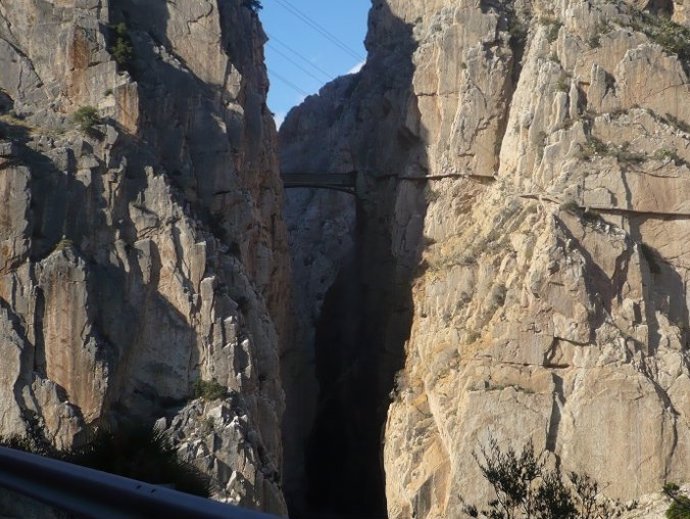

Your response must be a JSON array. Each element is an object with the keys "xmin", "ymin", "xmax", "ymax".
[{"xmin": 545, "ymin": 373, "xmax": 565, "ymax": 454}]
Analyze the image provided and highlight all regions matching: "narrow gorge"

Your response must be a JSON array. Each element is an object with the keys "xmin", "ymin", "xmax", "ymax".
[
  {"xmin": 2, "ymin": 0, "xmax": 690, "ymax": 518},
  {"xmin": 282, "ymin": 0, "xmax": 690, "ymax": 517}
]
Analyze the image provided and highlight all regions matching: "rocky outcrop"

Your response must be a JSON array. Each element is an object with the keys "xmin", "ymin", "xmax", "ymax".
[
  {"xmin": 0, "ymin": 0, "xmax": 288, "ymax": 514},
  {"xmin": 281, "ymin": 0, "xmax": 690, "ymax": 517}
]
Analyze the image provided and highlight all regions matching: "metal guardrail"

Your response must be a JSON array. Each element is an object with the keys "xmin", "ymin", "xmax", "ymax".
[{"xmin": 0, "ymin": 446, "xmax": 281, "ymax": 519}]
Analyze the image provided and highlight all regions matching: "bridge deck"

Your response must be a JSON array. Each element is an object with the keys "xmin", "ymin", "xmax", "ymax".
[{"xmin": 282, "ymin": 172, "xmax": 356, "ymax": 189}]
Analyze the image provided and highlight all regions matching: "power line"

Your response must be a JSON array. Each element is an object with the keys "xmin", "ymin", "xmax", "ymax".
[
  {"xmin": 268, "ymin": 69, "xmax": 312, "ymax": 97},
  {"xmin": 266, "ymin": 31, "xmax": 336, "ymax": 82},
  {"xmin": 273, "ymin": 0, "xmax": 364, "ymax": 61},
  {"xmin": 267, "ymin": 43, "xmax": 331, "ymax": 84},
  {"xmin": 271, "ymin": 0, "xmax": 365, "ymax": 61}
]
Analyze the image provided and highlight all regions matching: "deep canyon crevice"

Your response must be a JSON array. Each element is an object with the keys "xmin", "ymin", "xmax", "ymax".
[{"xmin": 279, "ymin": 3, "xmax": 425, "ymax": 517}]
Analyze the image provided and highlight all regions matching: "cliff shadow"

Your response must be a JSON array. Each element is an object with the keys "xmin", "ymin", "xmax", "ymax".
[
  {"xmin": 282, "ymin": 4, "xmax": 427, "ymax": 517},
  {"xmin": 104, "ymin": 0, "xmax": 244, "ymax": 408},
  {"xmin": 0, "ymin": 115, "xmax": 199, "ymax": 449},
  {"xmin": 101, "ymin": 5, "xmax": 288, "ymax": 513}
]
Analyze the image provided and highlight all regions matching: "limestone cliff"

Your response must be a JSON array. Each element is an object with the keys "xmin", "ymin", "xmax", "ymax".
[
  {"xmin": 281, "ymin": 0, "xmax": 690, "ymax": 517},
  {"xmin": 0, "ymin": 0, "xmax": 288, "ymax": 514}
]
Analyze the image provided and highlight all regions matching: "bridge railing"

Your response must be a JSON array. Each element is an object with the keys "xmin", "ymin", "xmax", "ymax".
[{"xmin": 0, "ymin": 446, "xmax": 280, "ymax": 519}]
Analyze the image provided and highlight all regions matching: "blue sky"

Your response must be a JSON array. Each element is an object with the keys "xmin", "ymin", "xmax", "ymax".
[{"xmin": 259, "ymin": 0, "xmax": 370, "ymax": 127}]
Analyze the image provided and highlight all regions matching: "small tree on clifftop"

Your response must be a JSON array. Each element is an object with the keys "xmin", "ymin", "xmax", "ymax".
[{"xmin": 242, "ymin": 0, "xmax": 262, "ymax": 13}]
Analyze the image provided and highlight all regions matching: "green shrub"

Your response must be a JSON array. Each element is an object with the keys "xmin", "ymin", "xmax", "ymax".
[
  {"xmin": 556, "ymin": 78, "xmax": 570, "ymax": 93},
  {"xmin": 109, "ymin": 22, "xmax": 134, "ymax": 68},
  {"xmin": 630, "ymin": 10, "xmax": 690, "ymax": 62},
  {"xmin": 579, "ymin": 138, "xmax": 646, "ymax": 164},
  {"xmin": 0, "ymin": 434, "xmax": 55, "ymax": 458},
  {"xmin": 588, "ymin": 21, "xmax": 611, "ymax": 49},
  {"xmin": 667, "ymin": 499, "xmax": 690, "ymax": 519},
  {"xmin": 69, "ymin": 426, "xmax": 211, "ymax": 496},
  {"xmin": 665, "ymin": 483, "xmax": 690, "ymax": 519},
  {"xmin": 461, "ymin": 438, "xmax": 632, "ymax": 519},
  {"xmin": 541, "ymin": 18, "xmax": 562, "ymax": 43},
  {"xmin": 579, "ymin": 137, "xmax": 609, "ymax": 159},
  {"xmin": 193, "ymin": 378, "xmax": 227, "ymax": 401},
  {"xmin": 653, "ymin": 148, "xmax": 682, "ymax": 163},
  {"xmin": 3, "ymin": 424, "xmax": 211, "ymax": 497},
  {"xmin": 508, "ymin": 17, "xmax": 528, "ymax": 47},
  {"xmin": 242, "ymin": 0, "xmax": 262, "ymax": 13},
  {"xmin": 581, "ymin": 209, "xmax": 602, "ymax": 227},
  {"xmin": 72, "ymin": 106, "xmax": 100, "ymax": 132}
]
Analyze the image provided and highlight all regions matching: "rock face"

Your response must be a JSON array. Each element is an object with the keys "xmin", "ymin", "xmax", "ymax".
[
  {"xmin": 0, "ymin": 0, "xmax": 288, "ymax": 514},
  {"xmin": 281, "ymin": 0, "xmax": 690, "ymax": 517}
]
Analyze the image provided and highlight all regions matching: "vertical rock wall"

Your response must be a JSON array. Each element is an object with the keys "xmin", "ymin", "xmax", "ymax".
[
  {"xmin": 0, "ymin": 0, "xmax": 289, "ymax": 514},
  {"xmin": 281, "ymin": 0, "xmax": 690, "ymax": 517}
]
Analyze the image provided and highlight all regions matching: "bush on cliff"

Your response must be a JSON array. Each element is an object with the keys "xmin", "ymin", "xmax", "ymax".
[
  {"xmin": 193, "ymin": 378, "xmax": 228, "ymax": 401},
  {"xmin": 72, "ymin": 106, "xmax": 100, "ymax": 133},
  {"xmin": 69, "ymin": 426, "xmax": 211, "ymax": 497},
  {"xmin": 461, "ymin": 437, "xmax": 634, "ymax": 519},
  {"xmin": 109, "ymin": 22, "xmax": 134, "ymax": 68},
  {"xmin": 242, "ymin": 0, "xmax": 262, "ymax": 13},
  {"xmin": 1, "ymin": 423, "xmax": 210, "ymax": 497},
  {"xmin": 665, "ymin": 483, "xmax": 690, "ymax": 519}
]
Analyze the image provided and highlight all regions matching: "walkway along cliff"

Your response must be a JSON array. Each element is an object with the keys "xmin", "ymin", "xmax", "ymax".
[{"xmin": 280, "ymin": 0, "xmax": 690, "ymax": 518}]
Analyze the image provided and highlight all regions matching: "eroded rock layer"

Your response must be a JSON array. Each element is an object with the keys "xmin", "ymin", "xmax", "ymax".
[
  {"xmin": 0, "ymin": 0, "xmax": 288, "ymax": 514},
  {"xmin": 281, "ymin": 0, "xmax": 690, "ymax": 517}
]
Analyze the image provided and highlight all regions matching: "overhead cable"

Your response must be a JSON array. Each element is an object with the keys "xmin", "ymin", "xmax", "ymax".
[
  {"xmin": 267, "ymin": 43, "xmax": 331, "ymax": 84},
  {"xmin": 268, "ymin": 69, "xmax": 312, "ymax": 97},
  {"xmin": 266, "ymin": 31, "xmax": 336, "ymax": 81},
  {"xmin": 272, "ymin": 0, "xmax": 366, "ymax": 61}
]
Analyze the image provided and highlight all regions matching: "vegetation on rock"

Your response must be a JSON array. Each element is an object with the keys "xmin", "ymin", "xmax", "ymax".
[
  {"xmin": 72, "ymin": 106, "xmax": 100, "ymax": 132},
  {"xmin": 242, "ymin": 0, "xmax": 262, "ymax": 13},
  {"xmin": 69, "ymin": 426, "xmax": 211, "ymax": 496},
  {"xmin": 193, "ymin": 378, "xmax": 228, "ymax": 401},
  {"xmin": 462, "ymin": 438, "xmax": 633, "ymax": 519},
  {"xmin": 665, "ymin": 483, "xmax": 690, "ymax": 519},
  {"xmin": 109, "ymin": 22, "xmax": 134, "ymax": 68},
  {"xmin": 1, "ymin": 424, "xmax": 210, "ymax": 497},
  {"xmin": 630, "ymin": 11, "xmax": 690, "ymax": 63}
]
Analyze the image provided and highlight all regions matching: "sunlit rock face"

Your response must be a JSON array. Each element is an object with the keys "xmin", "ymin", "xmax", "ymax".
[
  {"xmin": 282, "ymin": 0, "xmax": 690, "ymax": 517},
  {"xmin": 0, "ymin": 0, "xmax": 289, "ymax": 514}
]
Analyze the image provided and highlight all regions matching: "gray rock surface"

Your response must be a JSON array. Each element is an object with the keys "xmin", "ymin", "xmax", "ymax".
[{"xmin": 0, "ymin": 0, "xmax": 289, "ymax": 515}]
